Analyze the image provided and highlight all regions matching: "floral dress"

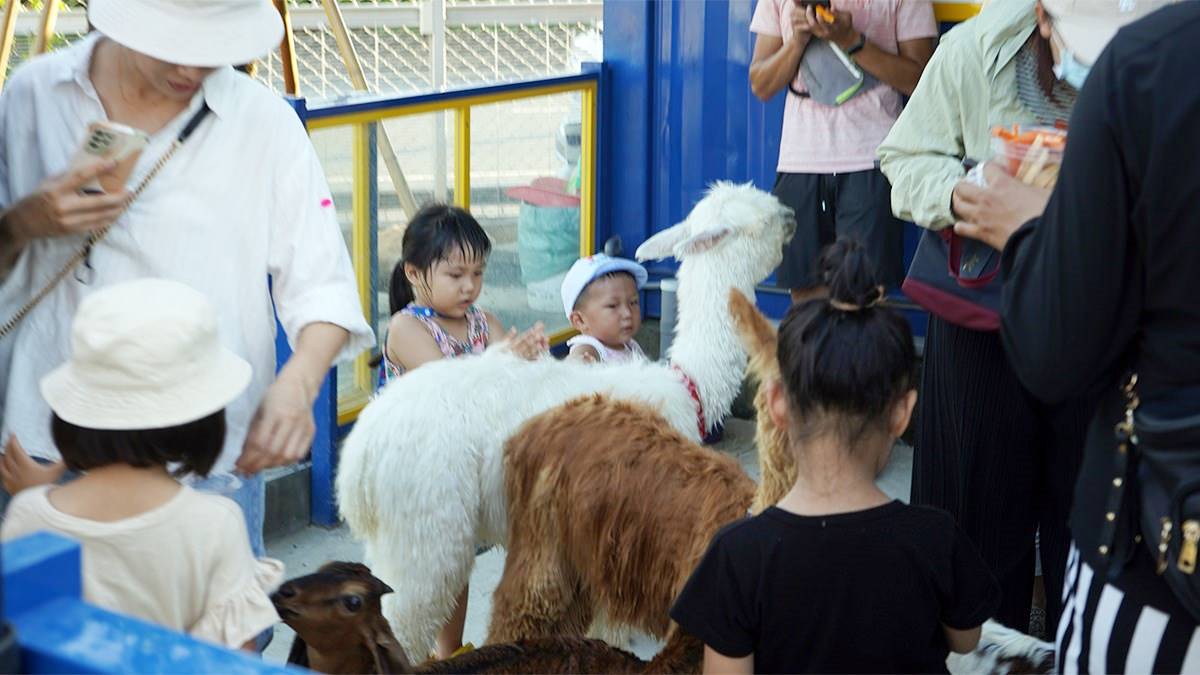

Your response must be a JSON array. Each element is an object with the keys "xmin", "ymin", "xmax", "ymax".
[{"xmin": 379, "ymin": 304, "xmax": 490, "ymax": 383}]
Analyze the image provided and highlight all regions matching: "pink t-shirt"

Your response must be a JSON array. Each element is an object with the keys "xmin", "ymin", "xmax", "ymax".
[{"xmin": 751, "ymin": 0, "xmax": 937, "ymax": 174}]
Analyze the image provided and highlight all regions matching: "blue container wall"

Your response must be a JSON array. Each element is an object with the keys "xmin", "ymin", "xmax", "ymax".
[
  {"xmin": 605, "ymin": 0, "xmax": 782, "ymax": 267},
  {"xmin": 603, "ymin": 0, "xmax": 930, "ymax": 335}
]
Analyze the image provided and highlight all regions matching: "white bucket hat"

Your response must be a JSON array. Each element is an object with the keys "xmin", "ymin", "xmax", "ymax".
[
  {"xmin": 89, "ymin": 0, "xmax": 284, "ymax": 68},
  {"xmin": 1041, "ymin": 0, "xmax": 1175, "ymax": 64},
  {"xmin": 40, "ymin": 279, "xmax": 251, "ymax": 431},
  {"xmin": 561, "ymin": 254, "xmax": 649, "ymax": 319}
]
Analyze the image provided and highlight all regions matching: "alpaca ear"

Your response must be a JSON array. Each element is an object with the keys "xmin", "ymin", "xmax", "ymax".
[
  {"xmin": 361, "ymin": 617, "xmax": 411, "ymax": 674},
  {"xmin": 729, "ymin": 290, "xmax": 774, "ymax": 354},
  {"xmin": 729, "ymin": 289, "xmax": 779, "ymax": 385},
  {"xmin": 673, "ymin": 227, "xmax": 732, "ymax": 258},
  {"xmin": 635, "ymin": 223, "xmax": 691, "ymax": 261}
]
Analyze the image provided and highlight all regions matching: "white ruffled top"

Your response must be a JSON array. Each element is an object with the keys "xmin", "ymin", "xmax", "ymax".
[
  {"xmin": 566, "ymin": 335, "xmax": 648, "ymax": 364},
  {"xmin": 1, "ymin": 484, "xmax": 283, "ymax": 648}
]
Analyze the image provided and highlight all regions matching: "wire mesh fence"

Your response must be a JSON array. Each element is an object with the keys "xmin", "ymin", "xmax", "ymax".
[{"xmin": 6, "ymin": 1, "xmax": 601, "ymax": 99}]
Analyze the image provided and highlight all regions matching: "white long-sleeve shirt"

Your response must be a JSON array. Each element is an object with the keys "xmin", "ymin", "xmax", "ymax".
[{"xmin": 0, "ymin": 34, "xmax": 374, "ymax": 474}]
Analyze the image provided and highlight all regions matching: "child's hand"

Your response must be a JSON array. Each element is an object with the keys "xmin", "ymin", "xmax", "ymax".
[
  {"xmin": 567, "ymin": 344, "xmax": 600, "ymax": 364},
  {"xmin": 501, "ymin": 323, "xmax": 549, "ymax": 361},
  {"xmin": 1, "ymin": 436, "xmax": 66, "ymax": 495}
]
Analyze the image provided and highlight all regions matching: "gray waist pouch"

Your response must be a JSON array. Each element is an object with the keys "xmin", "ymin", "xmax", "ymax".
[{"xmin": 790, "ymin": 38, "xmax": 879, "ymax": 106}]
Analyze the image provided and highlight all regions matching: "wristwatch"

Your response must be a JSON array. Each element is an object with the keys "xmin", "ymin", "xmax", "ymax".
[{"xmin": 846, "ymin": 32, "xmax": 867, "ymax": 56}]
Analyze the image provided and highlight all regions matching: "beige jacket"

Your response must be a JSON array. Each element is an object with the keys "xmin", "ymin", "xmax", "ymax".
[{"xmin": 878, "ymin": 0, "xmax": 1038, "ymax": 230}]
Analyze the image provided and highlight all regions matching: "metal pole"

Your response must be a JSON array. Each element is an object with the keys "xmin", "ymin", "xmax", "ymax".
[
  {"xmin": 0, "ymin": 0, "xmax": 21, "ymax": 93},
  {"xmin": 429, "ymin": 0, "xmax": 448, "ymax": 202},
  {"xmin": 659, "ymin": 278, "xmax": 678, "ymax": 359},
  {"xmin": 273, "ymin": 0, "xmax": 301, "ymax": 96},
  {"xmin": 321, "ymin": 0, "xmax": 420, "ymax": 220},
  {"xmin": 32, "ymin": 0, "xmax": 59, "ymax": 56}
]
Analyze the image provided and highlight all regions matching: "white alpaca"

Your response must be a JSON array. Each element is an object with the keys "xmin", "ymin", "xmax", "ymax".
[{"xmin": 335, "ymin": 181, "xmax": 795, "ymax": 660}]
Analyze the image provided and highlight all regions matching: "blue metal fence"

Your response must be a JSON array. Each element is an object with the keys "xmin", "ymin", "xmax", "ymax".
[{"xmin": 3, "ymin": 532, "xmax": 298, "ymax": 673}]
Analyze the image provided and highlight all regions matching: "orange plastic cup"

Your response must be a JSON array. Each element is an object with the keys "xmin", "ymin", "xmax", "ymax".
[{"xmin": 990, "ymin": 125, "xmax": 1067, "ymax": 189}]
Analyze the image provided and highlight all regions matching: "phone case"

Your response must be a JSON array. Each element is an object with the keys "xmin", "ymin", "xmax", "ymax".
[{"xmin": 69, "ymin": 121, "xmax": 150, "ymax": 194}]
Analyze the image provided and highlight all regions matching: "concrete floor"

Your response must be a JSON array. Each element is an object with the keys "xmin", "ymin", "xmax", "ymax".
[{"xmin": 262, "ymin": 417, "xmax": 914, "ymax": 665}]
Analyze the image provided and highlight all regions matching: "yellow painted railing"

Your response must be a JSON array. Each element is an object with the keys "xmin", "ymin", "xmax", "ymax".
[
  {"xmin": 933, "ymin": 1, "xmax": 982, "ymax": 23},
  {"xmin": 302, "ymin": 74, "xmax": 600, "ymax": 425}
]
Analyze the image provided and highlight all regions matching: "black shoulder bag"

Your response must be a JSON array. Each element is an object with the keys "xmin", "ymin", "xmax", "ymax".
[{"xmin": 1108, "ymin": 374, "xmax": 1200, "ymax": 621}]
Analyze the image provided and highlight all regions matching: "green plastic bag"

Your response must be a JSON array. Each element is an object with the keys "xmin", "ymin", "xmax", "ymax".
[{"xmin": 516, "ymin": 204, "xmax": 580, "ymax": 285}]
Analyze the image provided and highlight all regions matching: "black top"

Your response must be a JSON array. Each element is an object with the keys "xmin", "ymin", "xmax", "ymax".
[
  {"xmin": 669, "ymin": 502, "xmax": 999, "ymax": 674},
  {"xmin": 997, "ymin": 5, "xmax": 1200, "ymax": 565}
]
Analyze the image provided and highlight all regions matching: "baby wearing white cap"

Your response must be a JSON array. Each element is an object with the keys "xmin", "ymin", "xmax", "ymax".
[{"xmin": 560, "ymin": 254, "xmax": 649, "ymax": 364}]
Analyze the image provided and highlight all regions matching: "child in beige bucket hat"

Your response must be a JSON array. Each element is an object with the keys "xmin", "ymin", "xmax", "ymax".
[{"xmin": 0, "ymin": 278, "xmax": 284, "ymax": 648}]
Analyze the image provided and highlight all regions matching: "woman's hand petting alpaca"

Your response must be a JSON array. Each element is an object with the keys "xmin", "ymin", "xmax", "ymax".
[
  {"xmin": 499, "ymin": 323, "xmax": 548, "ymax": 361},
  {"xmin": 1, "ymin": 436, "xmax": 66, "ymax": 495}
]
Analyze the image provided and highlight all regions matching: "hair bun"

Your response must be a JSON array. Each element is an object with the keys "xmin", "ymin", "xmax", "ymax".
[{"xmin": 819, "ymin": 238, "xmax": 884, "ymax": 312}]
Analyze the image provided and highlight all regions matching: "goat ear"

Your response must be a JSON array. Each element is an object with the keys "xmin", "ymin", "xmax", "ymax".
[
  {"xmin": 674, "ymin": 227, "xmax": 732, "ymax": 258},
  {"xmin": 362, "ymin": 617, "xmax": 411, "ymax": 675},
  {"xmin": 635, "ymin": 223, "xmax": 691, "ymax": 262}
]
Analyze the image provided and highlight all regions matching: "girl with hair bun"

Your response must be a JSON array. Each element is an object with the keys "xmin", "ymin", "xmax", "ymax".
[{"xmin": 671, "ymin": 239, "xmax": 1000, "ymax": 674}]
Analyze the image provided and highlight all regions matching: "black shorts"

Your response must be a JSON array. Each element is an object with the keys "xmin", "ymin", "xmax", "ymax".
[{"xmin": 772, "ymin": 169, "xmax": 905, "ymax": 290}]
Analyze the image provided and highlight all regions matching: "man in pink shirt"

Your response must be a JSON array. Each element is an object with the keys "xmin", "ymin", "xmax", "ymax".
[{"xmin": 750, "ymin": 0, "xmax": 937, "ymax": 302}]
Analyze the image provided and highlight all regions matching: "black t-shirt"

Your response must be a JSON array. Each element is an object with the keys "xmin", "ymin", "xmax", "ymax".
[{"xmin": 669, "ymin": 501, "xmax": 999, "ymax": 674}]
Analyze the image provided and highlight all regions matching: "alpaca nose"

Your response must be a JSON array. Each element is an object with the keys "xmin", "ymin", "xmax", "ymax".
[{"xmin": 277, "ymin": 583, "xmax": 297, "ymax": 598}]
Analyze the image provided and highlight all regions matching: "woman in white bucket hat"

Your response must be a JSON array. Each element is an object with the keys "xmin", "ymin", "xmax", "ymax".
[
  {"xmin": 1, "ymin": 278, "xmax": 285, "ymax": 650},
  {"xmin": 0, "ymin": 0, "xmax": 373, "ymax": 580}
]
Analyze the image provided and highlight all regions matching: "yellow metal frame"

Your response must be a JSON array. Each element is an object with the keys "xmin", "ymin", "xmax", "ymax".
[
  {"xmin": 933, "ymin": 2, "xmax": 981, "ymax": 23},
  {"xmin": 320, "ymin": 80, "xmax": 600, "ymax": 423},
  {"xmin": 336, "ymin": 123, "xmax": 377, "ymax": 425},
  {"xmin": 307, "ymin": 81, "xmax": 594, "ymax": 131},
  {"xmin": 454, "ymin": 107, "xmax": 471, "ymax": 209}
]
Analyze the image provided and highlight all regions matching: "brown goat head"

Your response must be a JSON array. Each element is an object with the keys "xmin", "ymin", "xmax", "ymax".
[{"xmin": 272, "ymin": 561, "xmax": 411, "ymax": 674}]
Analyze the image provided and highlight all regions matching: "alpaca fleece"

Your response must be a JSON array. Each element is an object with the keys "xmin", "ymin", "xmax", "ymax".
[
  {"xmin": 335, "ymin": 182, "xmax": 796, "ymax": 659},
  {"xmin": 489, "ymin": 394, "xmax": 754, "ymax": 672}
]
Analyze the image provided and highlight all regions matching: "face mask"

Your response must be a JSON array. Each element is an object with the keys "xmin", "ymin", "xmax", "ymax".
[{"xmin": 1051, "ymin": 27, "xmax": 1092, "ymax": 90}]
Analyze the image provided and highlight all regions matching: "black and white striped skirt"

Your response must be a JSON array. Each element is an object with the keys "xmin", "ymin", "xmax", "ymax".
[{"xmin": 1058, "ymin": 543, "xmax": 1200, "ymax": 673}]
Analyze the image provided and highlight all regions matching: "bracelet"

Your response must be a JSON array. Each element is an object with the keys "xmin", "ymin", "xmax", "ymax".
[{"xmin": 846, "ymin": 32, "xmax": 866, "ymax": 56}]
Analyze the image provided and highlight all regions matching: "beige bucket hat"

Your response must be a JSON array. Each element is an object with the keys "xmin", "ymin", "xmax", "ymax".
[{"xmin": 40, "ymin": 279, "xmax": 251, "ymax": 431}]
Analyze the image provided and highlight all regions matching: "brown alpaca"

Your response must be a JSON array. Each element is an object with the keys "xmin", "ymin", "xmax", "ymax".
[
  {"xmin": 273, "ymin": 561, "xmax": 694, "ymax": 674},
  {"xmin": 728, "ymin": 289, "xmax": 795, "ymax": 513},
  {"xmin": 486, "ymin": 291, "xmax": 787, "ymax": 672},
  {"xmin": 489, "ymin": 405, "xmax": 755, "ymax": 671}
]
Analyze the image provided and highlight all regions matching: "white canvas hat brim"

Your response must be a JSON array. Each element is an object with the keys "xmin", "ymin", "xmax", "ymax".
[
  {"xmin": 89, "ymin": 0, "xmax": 284, "ymax": 68},
  {"xmin": 1053, "ymin": 14, "xmax": 1121, "ymax": 64},
  {"xmin": 40, "ymin": 348, "xmax": 252, "ymax": 431},
  {"xmin": 1042, "ymin": 0, "xmax": 1173, "ymax": 65}
]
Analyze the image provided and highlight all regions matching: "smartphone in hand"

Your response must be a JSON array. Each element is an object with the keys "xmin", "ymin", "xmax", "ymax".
[
  {"xmin": 796, "ymin": 0, "xmax": 835, "ymax": 23},
  {"xmin": 68, "ymin": 121, "xmax": 150, "ymax": 194}
]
